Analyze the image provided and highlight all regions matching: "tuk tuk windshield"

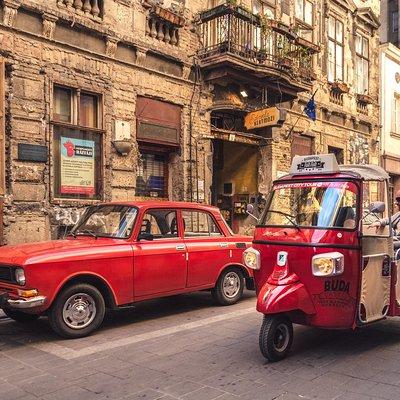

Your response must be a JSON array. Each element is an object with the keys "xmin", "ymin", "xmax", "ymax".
[{"xmin": 260, "ymin": 181, "xmax": 358, "ymax": 229}]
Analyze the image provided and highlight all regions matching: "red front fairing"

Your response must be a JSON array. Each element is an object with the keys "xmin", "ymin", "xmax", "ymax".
[{"xmin": 254, "ymin": 226, "xmax": 360, "ymax": 329}]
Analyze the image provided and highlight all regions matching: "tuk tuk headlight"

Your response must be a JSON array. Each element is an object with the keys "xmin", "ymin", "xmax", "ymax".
[
  {"xmin": 15, "ymin": 268, "xmax": 26, "ymax": 286},
  {"xmin": 312, "ymin": 252, "xmax": 344, "ymax": 277},
  {"xmin": 243, "ymin": 248, "xmax": 261, "ymax": 270}
]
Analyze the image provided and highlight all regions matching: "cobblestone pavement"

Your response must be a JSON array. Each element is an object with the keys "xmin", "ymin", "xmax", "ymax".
[{"xmin": 2, "ymin": 291, "xmax": 400, "ymax": 400}]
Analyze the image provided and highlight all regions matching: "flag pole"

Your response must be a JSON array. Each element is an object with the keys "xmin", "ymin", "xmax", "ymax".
[{"xmin": 283, "ymin": 88, "xmax": 319, "ymax": 141}]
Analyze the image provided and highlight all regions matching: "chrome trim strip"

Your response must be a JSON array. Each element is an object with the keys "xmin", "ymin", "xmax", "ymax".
[{"xmin": 7, "ymin": 296, "xmax": 46, "ymax": 309}]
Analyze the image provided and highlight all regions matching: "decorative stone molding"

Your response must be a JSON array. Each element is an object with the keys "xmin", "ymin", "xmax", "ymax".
[
  {"xmin": 136, "ymin": 46, "xmax": 147, "ymax": 65},
  {"xmin": 182, "ymin": 63, "xmax": 191, "ymax": 80},
  {"xmin": 106, "ymin": 36, "xmax": 119, "ymax": 58},
  {"xmin": 42, "ymin": 13, "xmax": 58, "ymax": 40},
  {"xmin": 3, "ymin": 0, "xmax": 20, "ymax": 28}
]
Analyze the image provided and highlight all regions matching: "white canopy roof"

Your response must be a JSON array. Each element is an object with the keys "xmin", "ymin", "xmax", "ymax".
[{"xmin": 339, "ymin": 164, "xmax": 390, "ymax": 181}]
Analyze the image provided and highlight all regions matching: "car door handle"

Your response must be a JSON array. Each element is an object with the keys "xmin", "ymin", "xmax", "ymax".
[
  {"xmin": 176, "ymin": 245, "xmax": 186, "ymax": 250},
  {"xmin": 220, "ymin": 243, "xmax": 228, "ymax": 248}
]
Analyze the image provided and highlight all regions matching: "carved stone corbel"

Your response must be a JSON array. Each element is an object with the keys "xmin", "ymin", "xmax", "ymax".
[
  {"xmin": 3, "ymin": 0, "xmax": 20, "ymax": 27},
  {"xmin": 182, "ymin": 63, "xmax": 191, "ymax": 80},
  {"xmin": 136, "ymin": 46, "xmax": 147, "ymax": 65},
  {"xmin": 42, "ymin": 13, "xmax": 58, "ymax": 40},
  {"xmin": 106, "ymin": 36, "xmax": 119, "ymax": 58}
]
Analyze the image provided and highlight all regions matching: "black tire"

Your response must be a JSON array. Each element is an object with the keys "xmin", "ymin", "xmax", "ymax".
[
  {"xmin": 48, "ymin": 283, "xmax": 105, "ymax": 339},
  {"xmin": 3, "ymin": 309, "xmax": 39, "ymax": 322},
  {"xmin": 259, "ymin": 315, "xmax": 293, "ymax": 362},
  {"xmin": 212, "ymin": 268, "xmax": 244, "ymax": 306}
]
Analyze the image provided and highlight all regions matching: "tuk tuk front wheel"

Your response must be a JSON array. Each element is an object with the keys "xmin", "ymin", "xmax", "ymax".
[{"xmin": 259, "ymin": 315, "xmax": 293, "ymax": 362}]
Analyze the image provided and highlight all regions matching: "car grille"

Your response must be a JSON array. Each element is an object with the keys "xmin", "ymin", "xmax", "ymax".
[{"xmin": 0, "ymin": 266, "xmax": 14, "ymax": 283}]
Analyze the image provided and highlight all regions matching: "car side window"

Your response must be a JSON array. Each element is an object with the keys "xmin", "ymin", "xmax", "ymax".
[
  {"xmin": 183, "ymin": 210, "xmax": 222, "ymax": 237},
  {"xmin": 140, "ymin": 209, "xmax": 178, "ymax": 239}
]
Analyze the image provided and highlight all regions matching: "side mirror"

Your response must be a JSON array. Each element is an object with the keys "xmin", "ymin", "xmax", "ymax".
[
  {"xmin": 369, "ymin": 201, "xmax": 385, "ymax": 214},
  {"xmin": 138, "ymin": 232, "xmax": 154, "ymax": 241},
  {"xmin": 246, "ymin": 203, "xmax": 259, "ymax": 222}
]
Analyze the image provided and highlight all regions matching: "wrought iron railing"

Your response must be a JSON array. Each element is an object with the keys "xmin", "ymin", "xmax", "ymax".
[{"xmin": 197, "ymin": 5, "xmax": 315, "ymax": 84}]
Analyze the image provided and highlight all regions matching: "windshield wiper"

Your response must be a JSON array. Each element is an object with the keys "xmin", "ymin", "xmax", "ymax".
[
  {"xmin": 267, "ymin": 210, "xmax": 301, "ymax": 231},
  {"xmin": 65, "ymin": 232, "xmax": 76, "ymax": 239},
  {"xmin": 76, "ymin": 229, "xmax": 98, "ymax": 239}
]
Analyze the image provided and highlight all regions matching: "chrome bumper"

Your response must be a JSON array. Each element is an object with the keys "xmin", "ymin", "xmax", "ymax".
[{"xmin": 0, "ymin": 292, "xmax": 46, "ymax": 309}]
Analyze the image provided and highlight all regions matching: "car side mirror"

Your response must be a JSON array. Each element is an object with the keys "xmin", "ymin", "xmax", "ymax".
[
  {"xmin": 138, "ymin": 232, "xmax": 154, "ymax": 241},
  {"xmin": 246, "ymin": 204, "xmax": 259, "ymax": 222},
  {"xmin": 369, "ymin": 201, "xmax": 385, "ymax": 214}
]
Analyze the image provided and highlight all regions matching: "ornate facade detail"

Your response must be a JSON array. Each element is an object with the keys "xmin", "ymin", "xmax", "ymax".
[
  {"xmin": 3, "ymin": 0, "xmax": 20, "ymax": 28},
  {"xmin": 42, "ymin": 13, "xmax": 58, "ymax": 40},
  {"xmin": 136, "ymin": 47, "xmax": 147, "ymax": 65},
  {"xmin": 106, "ymin": 36, "xmax": 119, "ymax": 58}
]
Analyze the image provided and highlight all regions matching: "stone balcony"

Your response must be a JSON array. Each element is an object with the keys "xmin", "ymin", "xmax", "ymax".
[{"xmin": 196, "ymin": 4, "xmax": 319, "ymax": 101}]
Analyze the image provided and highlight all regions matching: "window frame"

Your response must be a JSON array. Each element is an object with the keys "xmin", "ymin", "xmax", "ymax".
[
  {"xmin": 139, "ymin": 208, "xmax": 180, "ymax": 241},
  {"xmin": 252, "ymin": 0, "xmax": 277, "ymax": 18},
  {"xmin": 391, "ymin": 93, "xmax": 400, "ymax": 135},
  {"xmin": 295, "ymin": 0, "xmax": 313, "ymax": 28},
  {"xmin": 51, "ymin": 83, "xmax": 105, "ymax": 202},
  {"xmin": 327, "ymin": 15, "xmax": 344, "ymax": 83},
  {"xmin": 355, "ymin": 33, "xmax": 369, "ymax": 95},
  {"xmin": 182, "ymin": 209, "xmax": 224, "ymax": 238},
  {"xmin": 136, "ymin": 147, "xmax": 169, "ymax": 199}
]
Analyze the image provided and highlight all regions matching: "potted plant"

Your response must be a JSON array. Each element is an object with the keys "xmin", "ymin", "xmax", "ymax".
[{"xmin": 331, "ymin": 81, "xmax": 350, "ymax": 93}]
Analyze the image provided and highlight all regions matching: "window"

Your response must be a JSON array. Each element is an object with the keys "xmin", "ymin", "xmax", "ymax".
[
  {"xmin": 252, "ymin": 0, "xmax": 276, "ymax": 18},
  {"xmin": 328, "ymin": 16, "xmax": 344, "ymax": 82},
  {"xmin": 392, "ymin": 11, "xmax": 399, "ymax": 33},
  {"xmin": 355, "ymin": 34, "xmax": 369, "ymax": 94},
  {"xmin": 328, "ymin": 146, "xmax": 344, "ymax": 164},
  {"xmin": 295, "ymin": 0, "xmax": 313, "ymax": 26},
  {"xmin": 261, "ymin": 181, "xmax": 358, "ymax": 229},
  {"xmin": 136, "ymin": 152, "xmax": 168, "ymax": 198},
  {"xmin": 72, "ymin": 205, "xmax": 137, "ymax": 239},
  {"xmin": 392, "ymin": 93, "xmax": 400, "ymax": 134},
  {"xmin": 182, "ymin": 210, "xmax": 222, "ymax": 237},
  {"xmin": 52, "ymin": 85, "xmax": 103, "ymax": 200},
  {"xmin": 140, "ymin": 209, "xmax": 178, "ymax": 239}
]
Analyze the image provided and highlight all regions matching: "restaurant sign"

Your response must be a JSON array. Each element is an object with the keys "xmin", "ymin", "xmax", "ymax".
[{"xmin": 244, "ymin": 107, "xmax": 286, "ymax": 130}]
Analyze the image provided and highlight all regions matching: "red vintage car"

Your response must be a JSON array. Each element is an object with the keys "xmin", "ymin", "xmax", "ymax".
[{"xmin": 0, "ymin": 202, "xmax": 253, "ymax": 338}]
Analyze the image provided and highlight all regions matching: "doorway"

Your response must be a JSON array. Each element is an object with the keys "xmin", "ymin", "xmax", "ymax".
[{"xmin": 212, "ymin": 140, "xmax": 259, "ymax": 234}]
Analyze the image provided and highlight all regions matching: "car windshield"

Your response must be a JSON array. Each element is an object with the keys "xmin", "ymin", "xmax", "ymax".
[
  {"xmin": 72, "ymin": 205, "xmax": 138, "ymax": 239},
  {"xmin": 260, "ymin": 181, "xmax": 358, "ymax": 229}
]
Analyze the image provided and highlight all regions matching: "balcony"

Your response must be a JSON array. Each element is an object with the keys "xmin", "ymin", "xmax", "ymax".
[
  {"xmin": 57, "ymin": 0, "xmax": 103, "ymax": 20},
  {"xmin": 197, "ymin": 5, "xmax": 317, "ymax": 101}
]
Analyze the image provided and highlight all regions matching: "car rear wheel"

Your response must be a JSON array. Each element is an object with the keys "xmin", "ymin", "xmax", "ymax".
[
  {"xmin": 3, "ymin": 309, "xmax": 39, "ymax": 322},
  {"xmin": 212, "ymin": 268, "xmax": 244, "ymax": 306},
  {"xmin": 259, "ymin": 315, "xmax": 293, "ymax": 362},
  {"xmin": 48, "ymin": 283, "xmax": 105, "ymax": 339}
]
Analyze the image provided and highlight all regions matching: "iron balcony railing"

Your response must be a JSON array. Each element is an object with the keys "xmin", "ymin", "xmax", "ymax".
[{"xmin": 197, "ymin": 4, "xmax": 316, "ymax": 84}]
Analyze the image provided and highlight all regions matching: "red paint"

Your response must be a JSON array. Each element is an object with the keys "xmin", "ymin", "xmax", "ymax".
[
  {"xmin": 63, "ymin": 140, "xmax": 75, "ymax": 157},
  {"xmin": 0, "ymin": 202, "xmax": 252, "ymax": 311}
]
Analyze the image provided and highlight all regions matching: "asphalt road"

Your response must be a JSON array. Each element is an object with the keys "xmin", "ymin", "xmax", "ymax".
[{"xmin": 1, "ymin": 291, "xmax": 400, "ymax": 400}]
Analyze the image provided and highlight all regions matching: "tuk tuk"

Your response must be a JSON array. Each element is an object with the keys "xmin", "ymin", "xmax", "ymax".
[{"xmin": 243, "ymin": 154, "xmax": 398, "ymax": 362}]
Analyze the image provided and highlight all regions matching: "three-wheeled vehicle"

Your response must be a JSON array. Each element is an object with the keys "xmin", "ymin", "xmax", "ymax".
[{"xmin": 244, "ymin": 154, "xmax": 399, "ymax": 361}]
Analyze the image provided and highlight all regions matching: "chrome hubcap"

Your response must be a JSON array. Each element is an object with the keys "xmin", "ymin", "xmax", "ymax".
[
  {"xmin": 62, "ymin": 293, "xmax": 96, "ymax": 330},
  {"xmin": 273, "ymin": 323, "xmax": 290, "ymax": 352},
  {"xmin": 223, "ymin": 272, "xmax": 241, "ymax": 298}
]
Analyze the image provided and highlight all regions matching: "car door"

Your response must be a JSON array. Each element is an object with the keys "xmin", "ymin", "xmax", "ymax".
[
  {"xmin": 133, "ymin": 208, "xmax": 187, "ymax": 298},
  {"xmin": 183, "ymin": 209, "xmax": 229, "ymax": 287}
]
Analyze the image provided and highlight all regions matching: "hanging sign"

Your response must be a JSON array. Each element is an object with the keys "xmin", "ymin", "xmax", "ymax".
[
  {"xmin": 244, "ymin": 107, "xmax": 286, "ymax": 130},
  {"xmin": 60, "ymin": 137, "xmax": 95, "ymax": 195}
]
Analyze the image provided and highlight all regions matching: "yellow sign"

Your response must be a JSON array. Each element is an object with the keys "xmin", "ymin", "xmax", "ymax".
[{"xmin": 244, "ymin": 107, "xmax": 285, "ymax": 130}]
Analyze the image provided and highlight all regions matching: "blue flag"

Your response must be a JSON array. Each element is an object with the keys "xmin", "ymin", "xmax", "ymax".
[{"xmin": 304, "ymin": 96, "xmax": 316, "ymax": 121}]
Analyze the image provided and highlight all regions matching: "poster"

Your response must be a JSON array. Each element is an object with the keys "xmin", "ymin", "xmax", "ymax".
[{"xmin": 60, "ymin": 137, "xmax": 95, "ymax": 195}]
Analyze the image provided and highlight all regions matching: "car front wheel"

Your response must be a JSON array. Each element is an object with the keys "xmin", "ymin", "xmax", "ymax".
[
  {"xmin": 48, "ymin": 283, "xmax": 105, "ymax": 339},
  {"xmin": 259, "ymin": 314, "xmax": 293, "ymax": 362},
  {"xmin": 212, "ymin": 268, "xmax": 244, "ymax": 306}
]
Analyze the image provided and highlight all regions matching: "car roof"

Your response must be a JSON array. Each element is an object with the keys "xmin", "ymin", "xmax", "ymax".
[{"xmin": 97, "ymin": 201, "xmax": 221, "ymax": 213}]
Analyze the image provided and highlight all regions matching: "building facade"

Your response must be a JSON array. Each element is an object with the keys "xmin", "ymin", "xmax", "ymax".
[
  {"xmin": 0, "ymin": 0, "xmax": 380, "ymax": 244},
  {"xmin": 380, "ymin": 1, "xmax": 400, "ymax": 208}
]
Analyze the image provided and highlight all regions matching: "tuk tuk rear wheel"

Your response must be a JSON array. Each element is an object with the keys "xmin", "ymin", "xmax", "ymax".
[{"xmin": 259, "ymin": 315, "xmax": 293, "ymax": 362}]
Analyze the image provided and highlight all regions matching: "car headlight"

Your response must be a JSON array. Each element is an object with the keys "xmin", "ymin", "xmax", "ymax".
[
  {"xmin": 243, "ymin": 248, "xmax": 261, "ymax": 270},
  {"xmin": 312, "ymin": 252, "xmax": 344, "ymax": 277},
  {"xmin": 15, "ymin": 268, "xmax": 26, "ymax": 286}
]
